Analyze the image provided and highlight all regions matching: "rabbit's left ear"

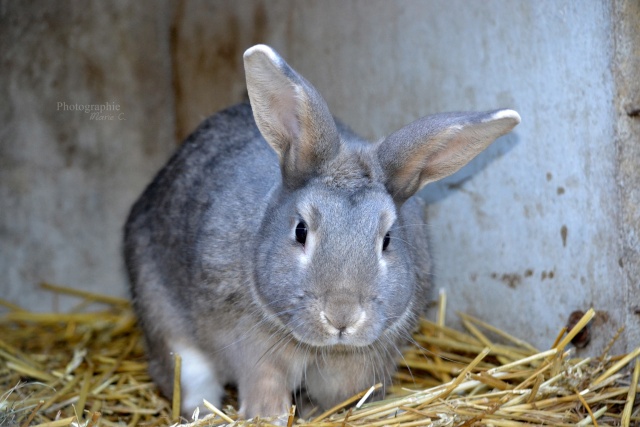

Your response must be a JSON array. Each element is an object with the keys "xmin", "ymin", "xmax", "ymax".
[
  {"xmin": 377, "ymin": 109, "xmax": 520, "ymax": 204},
  {"xmin": 244, "ymin": 45, "xmax": 340, "ymax": 189}
]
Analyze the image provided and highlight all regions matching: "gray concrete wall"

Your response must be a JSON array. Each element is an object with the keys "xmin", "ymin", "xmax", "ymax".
[
  {"xmin": 0, "ymin": 1, "xmax": 176, "ymax": 309},
  {"xmin": 612, "ymin": 0, "xmax": 640, "ymax": 354},
  {"xmin": 1, "ymin": 0, "xmax": 638, "ymax": 353}
]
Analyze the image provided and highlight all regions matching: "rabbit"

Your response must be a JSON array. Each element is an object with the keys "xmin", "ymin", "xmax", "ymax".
[{"xmin": 124, "ymin": 44, "xmax": 520, "ymax": 420}]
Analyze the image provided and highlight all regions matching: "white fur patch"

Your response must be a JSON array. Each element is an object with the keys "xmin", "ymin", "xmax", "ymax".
[
  {"xmin": 173, "ymin": 344, "xmax": 222, "ymax": 413},
  {"xmin": 378, "ymin": 257, "xmax": 387, "ymax": 274},
  {"xmin": 244, "ymin": 44, "xmax": 280, "ymax": 64},
  {"xmin": 490, "ymin": 109, "xmax": 521, "ymax": 124},
  {"xmin": 319, "ymin": 310, "xmax": 330, "ymax": 329},
  {"xmin": 298, "ymin": 231, "xmax": 315, "ymax": 266}
]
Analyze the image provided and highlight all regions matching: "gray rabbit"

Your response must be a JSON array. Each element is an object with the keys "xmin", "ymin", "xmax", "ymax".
[{"xmin": 124, "ymin": 44, "xmax": 520, "ymax": 419}]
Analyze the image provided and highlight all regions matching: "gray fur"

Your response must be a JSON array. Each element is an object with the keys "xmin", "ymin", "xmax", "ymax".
[{"xmin": 124, "ymin": 44, "xmax": 520, "ymax": 419}]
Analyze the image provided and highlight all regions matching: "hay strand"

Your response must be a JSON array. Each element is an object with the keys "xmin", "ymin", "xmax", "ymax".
[
  {"xmin": 32, "ymin": 416, "xmax": 77, "ymax": 427},
  {"xmin": 311, "ymin": 383, "xmax": 382, "ymax": 422},
  {"xmin": 19, "ymin": 399, "xmax": 43, "ymax": 427},
  {"xmin": 286, "ymin": 405, "xmax": 296, "ymax": 427},
  {"xmin": 621, "ymin": 359, "xmax": 639, "ymax": 427},
  {"xmin": 203, "ymin": 399, "xmax": 234, "ymax": 423},
  {"xmin": 74, "ymin": 367, "xmax": 93, "ymax": 423},
  {"xmin": 40, "ymin": 282, "xmax": 130, "ymax": 307},
  {"xmin": 173, "ymin": 353, "xmax": 182, "ymax": 422},
  {"xmin": 591, "ymin": 346, "xmax": 640, "ymax": 387},
  {"xmin": 554, "ymin": 308, "xmax": 595, "ymax": 352}
]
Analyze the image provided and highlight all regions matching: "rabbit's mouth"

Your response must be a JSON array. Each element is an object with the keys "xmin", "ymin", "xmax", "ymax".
[
  {"xmin": 294, "ymin": 332, "xmax": 379, "ymax": 348},
  {"xmin": 286, "ymin": 308, "xmax": 384, "ymax": 348}
]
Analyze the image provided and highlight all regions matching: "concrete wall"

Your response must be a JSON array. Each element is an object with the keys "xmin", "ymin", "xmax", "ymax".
[
  {"xmin": 612, "ymin": 0, "xmax": 640, "ymax": 355},
  {"xmin": 1, "ymin": 0, "xmax": 638, "ymax": 354},
  {"xmin": 0, "ymin": 2, "xmax": 176, "ymax": 309}
]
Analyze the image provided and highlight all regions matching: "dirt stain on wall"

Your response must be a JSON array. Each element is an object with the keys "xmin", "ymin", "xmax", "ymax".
[
  {"xmin": 171, "ymin": 1, "xmax": 271, "ymax": 141},
  {"xmin": 491, "ymin": 272, "xmax": 523, "ymax": 289},
  {"xmin": 560, "ymin": 225, "xmax": 568, "ymax": 247},
  {"xmin": 541, "ymin": 270, "xmax": 555, "ymax": 280}
]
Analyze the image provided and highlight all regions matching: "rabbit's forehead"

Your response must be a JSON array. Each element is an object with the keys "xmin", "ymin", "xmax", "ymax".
[
  {"xmin": 296, "ymin": 186, "xmax": 396, "ymax": 230},
  {"xmin": 318, "ymin": 143, "xmax": 384, "ymax": 189}
]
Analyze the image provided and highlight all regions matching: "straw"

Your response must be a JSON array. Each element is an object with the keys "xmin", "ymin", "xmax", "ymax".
[
  {"xmin": 1, "ymin": 284, "xmax": 638, "ymax": 427},
  {"xmin": 202, "ymin": 399, "xmax": 234, "ymax": 423},
  {"xmin": 621, "ymin": 358, "xmax": 639, "ymax": 427},
  {"xmin": 311, "ymin": 383, "xmax": 382, "ymax": 422}
]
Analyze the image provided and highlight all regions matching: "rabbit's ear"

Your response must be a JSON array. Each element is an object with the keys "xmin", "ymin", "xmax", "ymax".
[
  {"xmin": 244, "ymin": 45, "xmax": 340, "ymax": 187},
  {"xmin": 377, "ymin": 109, "xmax": 520, "ymax": 203}
]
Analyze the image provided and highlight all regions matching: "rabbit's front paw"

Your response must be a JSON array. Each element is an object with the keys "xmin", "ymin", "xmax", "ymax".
[{"xmin": 238, "ymin": 374, "xmax": 292, "ymax": 421}]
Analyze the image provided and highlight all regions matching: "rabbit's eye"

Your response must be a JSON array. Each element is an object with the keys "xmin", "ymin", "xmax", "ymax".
[
  {"xmin": 383, "ymin": 232, "xmax": 391, "ymax": 250},
  {"xmin": 295, "ymin": 221, "xmax": 308, "ymax": 245}
]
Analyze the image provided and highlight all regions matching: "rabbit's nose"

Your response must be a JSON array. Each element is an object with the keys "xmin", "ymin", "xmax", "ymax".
[{"xmin": 320, "ymin": 306, "xmax": 367, "ymax": 336}]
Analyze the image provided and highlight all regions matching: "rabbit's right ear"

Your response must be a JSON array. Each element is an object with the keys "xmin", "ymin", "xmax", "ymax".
[{"xmin": 244, "ymin": 45, "xmax": 340, "ymax": 188}]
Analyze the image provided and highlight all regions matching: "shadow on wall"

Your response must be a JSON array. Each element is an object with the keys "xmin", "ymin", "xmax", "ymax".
[{"xmin": 421, "ymin": 132, "xmax": 521, "ymax": 204}]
